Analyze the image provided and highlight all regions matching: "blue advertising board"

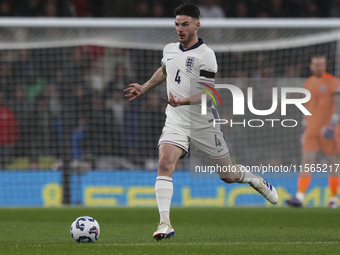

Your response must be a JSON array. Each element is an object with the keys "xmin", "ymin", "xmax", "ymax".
[{"xmin": 0, "ymin": 170, "xmax": 334, "ymax": 207}]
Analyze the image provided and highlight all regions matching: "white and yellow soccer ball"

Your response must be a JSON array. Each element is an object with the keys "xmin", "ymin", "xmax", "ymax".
[{"xmin": 70, "ymin": 216, "xmax": 100, "ymax": 243}]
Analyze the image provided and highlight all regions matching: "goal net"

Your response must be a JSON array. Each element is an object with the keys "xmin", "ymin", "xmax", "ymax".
[{"xmin": 0, "ymin": 18, "xmax": 339, "ymax": 207}]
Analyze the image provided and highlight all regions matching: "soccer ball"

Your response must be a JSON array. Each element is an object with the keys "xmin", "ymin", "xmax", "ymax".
[{"xmin": 70, "ymin": 216, "xmax": 100, "ymax": 243}]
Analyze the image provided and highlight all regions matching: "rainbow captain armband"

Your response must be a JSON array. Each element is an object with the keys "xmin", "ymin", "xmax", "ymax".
[{"xmin": 197, "ymin": 83, "xmax": 222, "ymax": 106}]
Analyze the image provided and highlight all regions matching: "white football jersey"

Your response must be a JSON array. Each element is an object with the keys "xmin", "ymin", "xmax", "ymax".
[{"xmin": 161, "ymin": 38, "xmax": 218, "ymax": 128}]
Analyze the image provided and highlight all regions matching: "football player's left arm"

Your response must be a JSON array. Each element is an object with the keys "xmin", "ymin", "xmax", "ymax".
[
  {"xmin": 322, "ymin": 90, "xmax": 340, "ymax": 139},
  {"xmin": 164, "ymin": 89, "xmax": 212, "ymax": 107},
  {"xmin": 334, "ymin": 92, "xmax": 340, "ymax": 113},
  {"xmin": 332, "ymin": 92, "xmax": 340, "ymax": 122}
]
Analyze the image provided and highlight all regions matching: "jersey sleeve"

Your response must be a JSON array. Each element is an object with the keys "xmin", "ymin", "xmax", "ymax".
[
  {"xmin": 199, "ymin": 51, "xmax": 217, "ymax": 86},
  {"xmin": 303, "ymin": 79, "xmax": 309, "ymax": 89},
  {"xmin": 161, "ymin": 44, "xmax": 169, "ymax": 68}
]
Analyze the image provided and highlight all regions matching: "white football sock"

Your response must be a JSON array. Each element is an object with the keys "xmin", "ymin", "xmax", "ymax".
[
  {"xmin": 155, "ymin": 176, "xmax": 173, "ymax": 225},
  {"xmin": 237, "ymin": 164, "xmax": 260, "ymax": 187},
  {"xmin": 296, "ymin": 192, "xmax": 305, "ymax": 202},
  {"xmin": 329, "ymin": 196, "xmax": 338, "ymax": 204}
]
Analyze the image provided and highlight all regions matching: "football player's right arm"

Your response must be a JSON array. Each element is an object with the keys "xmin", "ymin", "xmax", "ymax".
[{"xmin": 124, "ymin": 66, "xmax": 166, "ymax": 101}]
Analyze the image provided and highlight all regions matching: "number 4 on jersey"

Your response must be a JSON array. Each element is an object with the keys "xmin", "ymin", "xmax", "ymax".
[{"xmin": 175, "ymin": 70, "xmax": 181, "ymax": 84}]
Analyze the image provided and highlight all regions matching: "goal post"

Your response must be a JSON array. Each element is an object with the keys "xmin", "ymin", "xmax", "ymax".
[{"xmin": 0, "ymin": 18, "xmax": 338, "ymax": 207}]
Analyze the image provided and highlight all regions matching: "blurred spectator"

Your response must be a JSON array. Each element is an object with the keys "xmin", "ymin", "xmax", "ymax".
[
  {"xmin": 288, "ymin": 0, "xmax": 305, "ymax": 17},
  {"xmin": 152, "ymin": 1, "xmax": 165, "ymax": 17},
  {"xmin": 71, "ymin": 116, "xmax": 87, "ymax": 160},
  {"xmin": 269, "ymin": 0, "xmax": 286, "ymax": 17},
  {"xmin": 106, "ymin": 66, "xmax": 130, "ymax": 92},
  {"xmin": 12, "ymin": 49, "xmax": 34, "ymax": 83},
  {"xmin": 62, "ymin": 84, "xmax": 90, "ymax": 161},
  {"xmin": 8, "ymin": 85, "xmax": 35, "ymax": 157},
  {"xmin": 88, "ymin": 0, "xmax": 103, "ymax": 17},
  {"xmin": 30, "ymin": 48, "xmax": 66, "ymax": 83},
  {"xmin": 316, "ymin": 0, "xmax": 331, "ymax": 17},
  {"xmin": 86, "ymin": 93, "xmax": 116, "ymax": 157},
  {"xmin": 305, "ymin": 0, "xmax": 319, "ymax": 17},
  {"xmin": 257, "ymin": 10, "xmax": 270, "ymax": 18},
  {"xmin": 277, "ymin": 63, "xmax": 303, "ymax": 88},
  {"xmin": 58, "ymin": 0, "xmax": 73, "ymax": 17},
  {"xmin": 103, "ymin": 0, "xmax": 135, "ymax": 17},
  {"xmin": 330, "ymin": 0, "xmax": 340, "ymax": 16},
  {"xmin": 122, "ymin": 99, "xmax": 141, "ymax": 165},
  {"xmin": 0, "ymin": 92, "xmax": 19, "ymax": 169},
  {"xmin": 69, "ymin": 0, "xmax": 91, "ymax": 17},
  {"xmin": 105, "ymin": 87, "xmax": 125, "ymax": 129},
  {"xmin": 283, "ymin": 63, "xmax": 303, "ymax": 78},
  {"xmin": 25, "ymin": 70, "xmax": 47, "ymax": 104},
  {"xmin": 11, "ymin": 0, "xmax": 72, "ymax": 17},
  {"xmin": 140, "ymin": 91, "xmax": 166, "ymax": 168},
  {"xmin": 82, "ymin": 45, "xmax": 106, "ymax": 61},
  {"xmin": 40, "ymin": 0, "xmax": 58, "ymax": 17},
  {"xmin": 103, "ymin": 48, "xmax": 135, "ymax": 86},
  {"xmin": 253, "ymin": 61, "xmax": 276, "ymax": 79},
  {"xmin": 11, "ymin": 49, "xmax": 47, "ymax": 104},
  {"xmin": 88, "ymin": 59, "xmax": 105, "ymax": 92},
  {"xmin": 10, "ymin": 0, "xmax": 43, "ymax": 17},
  {"xmin": 0, "ymin": 0, "xmax": 11, "ymax": 16},
  {"xmin": 234, "ymin": 0, "xmax": 249, "ymax": 18},
  {"xmin": 63, "ymin": 84, "xmax": 90, "ymax": 132},
  {"xmin": 46, "ymin": 84, "xmax": 64, "ymax": 157},
  {"xmin": 136, "ymin": 0, "xmax": 150, "ymax": 17},
  {"xmin": 0, "ymin": 62, "xmax": 14, "ymax": 95},
  {"xmin": 47, "ymin": 84, "xmax": 62, "ymax": 119},
  {"xmin": 33, "ymin": 94, "xmax": 53, "ymax": 155},
  {"xmin": 63, "ymin": 47, "xmax": 90, "ymax": 87},
  {"xmin": 249, "ymin": 0, "xmax": 269, "ymax": 17},
  {"xmin": 198, "ymin": 0, "xmax": 225, "ymax": 18}
]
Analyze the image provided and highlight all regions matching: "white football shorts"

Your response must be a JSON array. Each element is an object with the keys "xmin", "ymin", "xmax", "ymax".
[{"xmin": 158, "ymin": 123, "xmax": 229, "ymax": 159}]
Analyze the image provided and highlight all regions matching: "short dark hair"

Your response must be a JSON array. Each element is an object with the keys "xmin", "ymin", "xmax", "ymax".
[
  {"xmin": 311, "ymin": 54, "xmax": 326, "ymax": 62},
  {"xmin": 173, "ymin": 3, "xmax": 200, "ymax": 19}
]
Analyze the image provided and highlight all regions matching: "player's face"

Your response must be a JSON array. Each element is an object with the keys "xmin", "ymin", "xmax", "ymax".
[
  {"xmin": 175, "ymin": 15, "xmax": 200, "ymax": 46},
  {"xmin": 310, "ymin": 57, "xmax": 327, "ymax": 77}
]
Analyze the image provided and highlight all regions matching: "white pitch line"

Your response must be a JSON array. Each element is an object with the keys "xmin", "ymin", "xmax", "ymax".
[
  {"xmin": 10, "ymin": 241, "xmax": 340, "ymax": 248},
  {"xmin": 104, "ymin": 241, "xmax": 340, "ymax": 246}
]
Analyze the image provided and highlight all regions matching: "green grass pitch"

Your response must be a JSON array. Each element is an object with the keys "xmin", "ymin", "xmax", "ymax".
[{"xmin": 0, "ymin": 207, "xmax": 339, "ymax": 255}]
